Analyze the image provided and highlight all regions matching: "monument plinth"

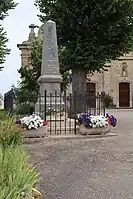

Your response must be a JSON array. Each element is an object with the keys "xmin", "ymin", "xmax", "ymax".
[{"xmin": 35, "ymin": 20, "xmax": 63, "ymax": 116}]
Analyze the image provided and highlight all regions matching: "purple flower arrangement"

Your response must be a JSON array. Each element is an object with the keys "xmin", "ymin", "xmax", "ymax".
[
  {"xmin": 78, "ymin": 113, "xmax": 117, "ymax": 129},
  {"xmin": 106, "ymin": 113, "xmax": 117, "ymax": 127},
  {"xmin": 15, "ymin": 120, "xmax": 22, "ymax": 125},
  {"xmin": 78, "ymin": 114, "xmax": 92, "ymax": 128},
  {"xmin": 78, "ymin": 114, "xmax": 108, "ymax": 128}
]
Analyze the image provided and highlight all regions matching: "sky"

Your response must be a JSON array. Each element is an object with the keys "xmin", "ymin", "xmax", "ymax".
[{"xmin": 0, "ymin": 0, "xmax": 42, "ymax": 96}]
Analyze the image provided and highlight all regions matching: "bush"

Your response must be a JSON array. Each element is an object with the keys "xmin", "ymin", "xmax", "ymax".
[
  {"xmin": 0, "ymin": 109, "xmax": 9, "ymax": 121},
  {"xmin": 0, "ymin": 118, "xmax": 23, "ymax": 148},
  {"xmin": 0, "ymin": 146, "xmax": 39, "ymax": 199},
  {"xmin": 0, "ymin": 117, "xmax": 40, "ymax": 199},
  {"xmin": 15, "ymin": 103, "xmax": 35, "ymax": 115},
  {"xmin": 101, "ymin": 92, "xmax": 116, "ymax": 108}
]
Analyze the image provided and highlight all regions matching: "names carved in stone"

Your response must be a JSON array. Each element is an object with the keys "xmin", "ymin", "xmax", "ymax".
[
  {"xmin": 45, "ymin": 23, "xmax": 57, "ymax": 60},
  {"xmin": 48, "ymin": 60, "xmax": 59, "ymax": 73}
]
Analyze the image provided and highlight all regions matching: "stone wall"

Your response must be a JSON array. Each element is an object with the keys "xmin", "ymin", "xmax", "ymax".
[
  {"xmin": 17, "ymin": 41, "xmax": 30, "ymax": 67},
  {"xmin": 88, "ymin": 53, "xmax": 133, "ymax": 107},
  {"xmin": 87, "ymin": 72, "xmax": 103, "ymax": 94}
]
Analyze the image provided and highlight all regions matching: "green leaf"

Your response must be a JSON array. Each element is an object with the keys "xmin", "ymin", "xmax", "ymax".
[{"xmin": 0, "ymin": 0, "xmax": 17, "ymax": 70}]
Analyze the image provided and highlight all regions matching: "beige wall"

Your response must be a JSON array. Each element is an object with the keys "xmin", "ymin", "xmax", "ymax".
[
  {"xmin": 87, "ymin": 72, "xmax": 103, "ymax": 94},
  {"xmin": 109, "ymin": 58, "xmax": 133, "ymax": 107},
  {"xmin": 88, "ymin": 54, "xmax": 133, "ymax": 107},
  {"xmin": 17, "ymin": 41, "xmax": 30, "ymax": 68},
  {"xmin": 21, "ymin": 48, "xmax": 29, "ymax": 67}
]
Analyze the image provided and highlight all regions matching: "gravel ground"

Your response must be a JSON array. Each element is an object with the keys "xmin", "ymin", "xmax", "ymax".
[{"xmin": 26, "ymin": 109, "xmax": 133, "ymax": 199}]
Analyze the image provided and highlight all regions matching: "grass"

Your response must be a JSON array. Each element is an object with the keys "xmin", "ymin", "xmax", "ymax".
[
  {"xmin": 0, "ymin": 146, "xmax": 39, "ymax": 199},
  {"xmin": 0, "ymin": 115, "xmax": 40, "ymax": 199}
]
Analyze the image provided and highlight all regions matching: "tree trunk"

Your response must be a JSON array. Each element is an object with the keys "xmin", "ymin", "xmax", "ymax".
[{"xmin": 72, "ymin": 68, "xmax": 87, "ymax": 113}]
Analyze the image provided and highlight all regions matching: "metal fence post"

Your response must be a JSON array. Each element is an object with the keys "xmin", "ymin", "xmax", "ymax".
[
  {"xmin": 39, "ymin": 93, "xmax": 41, "ymax": 117},
  {"xmin": 55, "ymin": 91, "xmax": 57, "ymax": 134},
  {"xmin": 44, "ymin": 90, "xmax": 47, "ymax": 121},
  {"xmin": 74, "ymin": 91, "xmax": 77, "ymax": 134}
]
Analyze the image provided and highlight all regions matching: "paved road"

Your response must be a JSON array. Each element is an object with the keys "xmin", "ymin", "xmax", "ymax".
[{"xmin": 26, "ymin": 109, "xmax": 133, "ymax": 199}]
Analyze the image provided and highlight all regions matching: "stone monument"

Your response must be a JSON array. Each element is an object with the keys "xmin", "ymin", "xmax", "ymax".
[{"xmin": 35, "ymin": 20, "xmax": 63, "ymax": 116}]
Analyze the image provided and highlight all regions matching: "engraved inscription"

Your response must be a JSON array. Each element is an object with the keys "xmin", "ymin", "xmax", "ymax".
[
  {"xmin": 48, "ymin": 60, "xmax": 59, "ymax": 73},
  {"xmin": 45, "ymin": 23, "xmax": 57, "ymax": 60},
  {"xmin": 42, "ymin": 21, "xmax": 60, "ymax": 74},
  {"xmin": 48, "ymin": 67, "xmax": 58, "ymax": 73},
  {"xmin": 48, "ymin": 60, "xmax": 58, "ymax": 66}
]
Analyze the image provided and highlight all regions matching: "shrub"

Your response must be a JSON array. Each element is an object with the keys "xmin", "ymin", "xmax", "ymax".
[
  {"xmin": 0, "ymin": 109, "xmax": 9, "ymax": 121},
  {"xmin": 101, "ymin": 92, "xmax": 116, "ymax": 108},
  {"xmin": 0, "ymin": 118, "xmax": 23, "ymax": 148},
  {"xmin": 0, "ymin": 146, "xmax": 39, "ymax": 199},
  {"xmin": 15, "ymin": 103, "xmax": 35, "ymax": 115}
]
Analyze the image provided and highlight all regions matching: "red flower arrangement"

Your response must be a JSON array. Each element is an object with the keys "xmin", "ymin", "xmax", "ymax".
[
  {"xmin": 43, "ymin": 121, "xmax": 49, "ymax": 126},
  {"xmin": 106, "ymin": 114, "xmax": 117, "ymax": 127}
]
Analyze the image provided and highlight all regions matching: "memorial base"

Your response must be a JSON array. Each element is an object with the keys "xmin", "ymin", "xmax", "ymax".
[{"xmin": 35, "ymin": 96, "xmax": 64, "ymax": 119}]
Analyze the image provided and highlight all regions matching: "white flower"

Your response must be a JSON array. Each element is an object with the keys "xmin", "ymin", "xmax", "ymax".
[
  {"xmin": 20, "ymin": 114, "xmax": 44, "ymax": 130},
  {"xmin": 78, "ymin": 113, "xmax": 108, "ymax": 128}
]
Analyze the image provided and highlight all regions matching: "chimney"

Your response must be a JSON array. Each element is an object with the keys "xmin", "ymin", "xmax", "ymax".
[{"xmin": 28, "ymin": 24, "xmax": 37, "ymax": 41}]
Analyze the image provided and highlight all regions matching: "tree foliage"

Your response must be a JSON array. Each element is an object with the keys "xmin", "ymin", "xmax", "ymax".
[
  {"xmin": 35, "ymin": 0, "xmax": 133, "ymax": 72},
  {"xmin": 0, "ymin": 27, "xmax": 10, "ymax": 70},
  {"xmin": 35, "ymin": 0, "xmax": 133, "ymax": 113},
  {"xmin": 13, "ymin": 39, "xmax": 42, "ymax": 104},
  {"xmin": 0, "ymin": 0, "xmax": 17, "ymax": 20},
  {"xmin": 18, "ymin": 39, "xmax": 42, "ymax": 96},
  {"xmin": 16, "ymin": 39, "xmax": 69, "ymax": 103},
  {"xmin": 0, "ymin": 0, "xmax": 17, "ymax": 70}
]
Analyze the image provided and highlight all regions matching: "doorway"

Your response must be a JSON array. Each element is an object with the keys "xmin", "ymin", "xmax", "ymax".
[{"xmin": 119, "ymin": 82, "xmax": 130, "ymax": 107}]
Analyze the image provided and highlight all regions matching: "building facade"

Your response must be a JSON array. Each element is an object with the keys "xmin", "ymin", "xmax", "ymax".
[
  {"xmin": 17, "ymin": 24, "xmax": 133, "ymax": 108},
  {"xmin": 86, "ymin": 54, "xmax": 133, "ymax": 108}
]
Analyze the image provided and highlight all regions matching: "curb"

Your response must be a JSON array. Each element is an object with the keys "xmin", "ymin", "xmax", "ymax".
[
  {"xmin": 45, "ymin": 133, "xmax": 118, "ymax": 141},
  {"xmin": 25, "ymin": 132, "xmax": 118, "ymax": 143}
]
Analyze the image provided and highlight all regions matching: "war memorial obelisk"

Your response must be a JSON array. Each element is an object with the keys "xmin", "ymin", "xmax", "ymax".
[{"xmin": 35, "ymin": 20, "xmax": 63, "ymax": 115}]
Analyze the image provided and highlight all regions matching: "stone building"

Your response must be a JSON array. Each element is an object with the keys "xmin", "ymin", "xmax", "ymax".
[
  {"xmin": 17, "ymin": 24, "xmax": 133, "ymax": 108},
  {"xmin": 87, "ymin": 55, "xmax": 133, "ymax": 108}
]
